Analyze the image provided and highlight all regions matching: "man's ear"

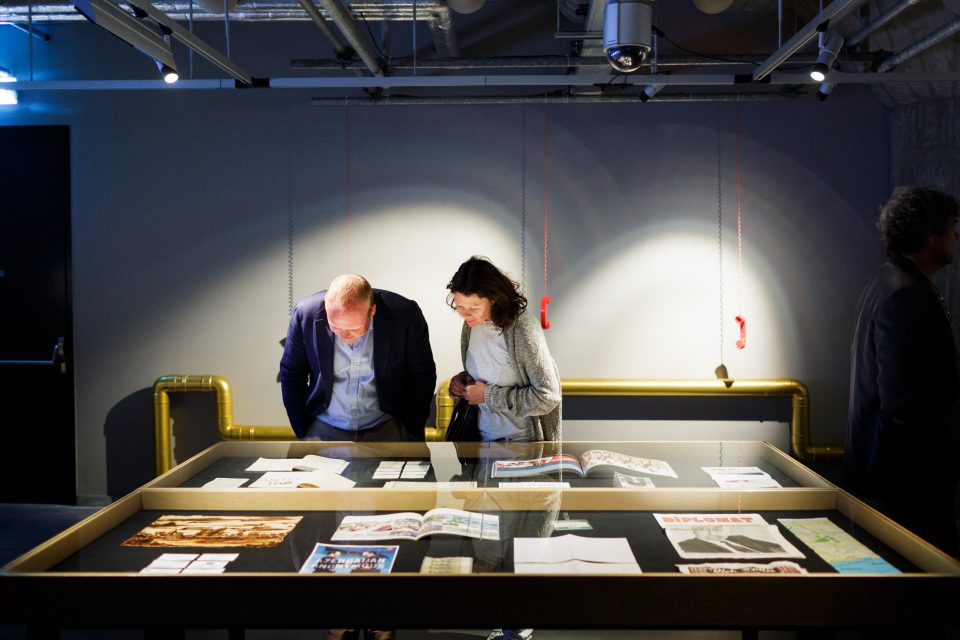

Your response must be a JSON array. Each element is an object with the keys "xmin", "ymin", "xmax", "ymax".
[{"xmin": 370, "ymin": 304, "xmax": 377, "ymax": 317}]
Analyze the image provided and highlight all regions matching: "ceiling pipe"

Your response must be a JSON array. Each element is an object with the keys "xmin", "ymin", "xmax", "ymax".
[
  {"xmin": 428, "ymin": 3, "xmax": 460, "ymax": 58},
  {"xmin": 876, "ymin": 15, "xmax": 960, "ymax": 72},
  {"xmin": 296, "ymin": 0, "xmax": 350, "ymax": 56},
  {"xmin": 752, "ymin": 0, "xmax": 866, "ymax": 82},
  {"xmin": 0, "ymin": 1, "xmax": 452, "ymax": 22},
  {"xmin": 846, "ymin": 0, "xmax": 925, "ymax": 47},
  {"xmin": 315, "ymin": 0, "xmax": 384, "ymax": 76},
  {"xmin": 291, "ymin": 52, "xmax": 878, "ymax": 70}
]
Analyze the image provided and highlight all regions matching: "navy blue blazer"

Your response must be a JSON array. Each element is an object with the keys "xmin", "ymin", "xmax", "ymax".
[{"xmin": 279, "ymin": 289, "xmax": 437, "ymax": 439}]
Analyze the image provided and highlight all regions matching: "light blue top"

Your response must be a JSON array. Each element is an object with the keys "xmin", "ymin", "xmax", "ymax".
[
  {"xmin": 466, "ymin": 320, "xmax": 531, "ymax": 441},
  {"xmin": 317, "ymin": 326, "xmax": 388, "ymax": 431}
]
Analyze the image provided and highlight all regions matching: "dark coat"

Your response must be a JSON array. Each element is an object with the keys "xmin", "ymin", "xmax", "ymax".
[
  {"xmin": 279, "ymin": 289, "xmax": 437, "ymax": 439},
  {"xmin": 843, "ymin": 255, "xmax": 959, "ymax": 548}
]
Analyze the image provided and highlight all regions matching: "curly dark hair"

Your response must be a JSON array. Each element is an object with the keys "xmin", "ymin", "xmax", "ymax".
[
  {"xmin": 878, "ymin": 187, "xmax": 959, "ymax": 255},
  {"xmin": 446, "ymin": 256, "xmax": 527, "ymax": 329}
]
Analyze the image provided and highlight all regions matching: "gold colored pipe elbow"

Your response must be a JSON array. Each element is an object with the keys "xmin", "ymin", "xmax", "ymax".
[{"xmin": 153, "ymin": 374, "xmax": 295, "ymax": 474}]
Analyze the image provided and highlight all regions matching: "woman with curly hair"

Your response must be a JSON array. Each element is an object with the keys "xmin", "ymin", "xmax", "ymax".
[{"xmin": 446, "ymin": 256, "xmax": 561, "ymax": 442}]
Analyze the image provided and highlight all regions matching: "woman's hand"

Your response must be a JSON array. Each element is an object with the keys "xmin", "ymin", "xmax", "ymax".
[
  {"xmin": 464, "ymin": 381, "xmax": 487, "ymax": 405},
  {"xmin": 448, "ymin": 372, "xmax": 474, "ymax": 398}
]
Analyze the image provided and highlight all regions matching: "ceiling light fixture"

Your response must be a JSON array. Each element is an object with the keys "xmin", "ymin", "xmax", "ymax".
[
  {"xmin": 809, "ymin": 32, "xmax": 844, "ymax": 82},
  {"xmin": 73, "ymin": 0, "xmax": 179, "ymax": 80},
  {"xmin": 0, "ymin": 67, "xmax": 18, "ymax": 106},
  {"xmin": 603, "ymin": 0, "xmax": 654, "ymax": 74},
  {"xmin": 156, "ymin": 61, "xmax": 179, "ymax": 84},
  {"xmin": 816, "ymin": 81, "xmax": 835, "ymax": 102},
  {"xmin": 639, "ymin": 83, "xmax": 663, "ymax": 102}
]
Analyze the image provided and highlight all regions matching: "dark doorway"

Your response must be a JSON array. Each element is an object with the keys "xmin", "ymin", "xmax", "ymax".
[{"xmin": 0, "ymin": 125, "xmax": 75, "ymax": 503}]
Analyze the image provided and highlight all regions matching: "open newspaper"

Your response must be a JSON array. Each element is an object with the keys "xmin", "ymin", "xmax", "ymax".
[
  {"xmin": 331, "ymin": 508, "xmax": 500, "ymax": 541},
  {"xmin": 654, "ymin": 513, "xmax": 805, "ymax": 560},
  {"xmin": 493, "ymin": 450, "xmax": 677, "ymax": 479}
]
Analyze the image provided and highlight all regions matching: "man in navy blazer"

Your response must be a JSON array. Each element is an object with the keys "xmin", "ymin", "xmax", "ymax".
[{"xmin": 279, "ymin": 274, "xmax": 437, "ymax": 441}]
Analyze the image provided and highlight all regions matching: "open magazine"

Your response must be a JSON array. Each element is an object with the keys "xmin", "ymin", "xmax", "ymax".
[
  {"xmin": 331, "ymin": 508, "xmax": 500, "ymax": 541},
  {"xmin": 493, "ymin": 450, "xmax": 677, "ymax": 479}
]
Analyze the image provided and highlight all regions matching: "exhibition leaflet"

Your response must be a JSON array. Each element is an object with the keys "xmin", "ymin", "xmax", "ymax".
[
  {"xmin": 778, "ymin": 517, "xmax": 900, "ymax": 574},
  {"xmin": 299, "ymin": 543, "xmax": 399, "ymax": 574},
  {"xmin": 247, "ymin": 470, "xmax": 356, "ymax": 489}
]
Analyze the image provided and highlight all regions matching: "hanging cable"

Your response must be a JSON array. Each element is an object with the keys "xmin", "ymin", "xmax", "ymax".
[
  {"xmin": 189, "ymin": 0, "xmax": 194, "ymax": 78},
  {"xmin": 734, "ymin": 97, "xmax": 747, "ymax": 350},
  {"xmin": 520, "ymin": 107, "xmax": 527, "ymax": 292},
  {"xmin": 540, "ymin": 102, "xmax": 551, "ymax": 330},
  {"xmin": 287, "ymin": 130, "xmax": 295, "ymax": 313},
  {"xmin": 344, "ymin": 103, "xmax": 351, "ymax": 272},
  {"xmin": 223, "ymin": 0, "xmax": 231, "ymax": 60}
]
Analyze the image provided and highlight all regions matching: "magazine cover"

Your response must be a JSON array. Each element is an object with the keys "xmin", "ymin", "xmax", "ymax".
[{"xmin": 299, "ymin": 543, "xmax": 399, "ymax": 574}]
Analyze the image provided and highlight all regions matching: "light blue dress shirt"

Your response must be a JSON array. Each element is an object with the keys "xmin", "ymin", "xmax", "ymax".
[{"xmin": 317, "ymin": 326, "xmax": 388, "ymax": 431}]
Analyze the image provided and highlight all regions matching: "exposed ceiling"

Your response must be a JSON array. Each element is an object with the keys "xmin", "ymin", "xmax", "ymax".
[{"xmin": 1, "ymin": 0, "xmax": 958, "ymax": 105}]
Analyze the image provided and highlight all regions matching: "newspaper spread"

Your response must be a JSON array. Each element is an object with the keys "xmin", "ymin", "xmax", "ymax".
[
  {"xmin": 654, "ymin": 513, "xmax": 805, "ymax": 560},
  {"xmin": 677, "ymin": 561, "xmax": 807, "ymax": 574}
]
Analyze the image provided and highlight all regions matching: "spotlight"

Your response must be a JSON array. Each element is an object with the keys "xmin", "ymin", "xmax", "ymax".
[
  {"xmin": 816, "ymin": 81, "xmax": 834, "ymax": 101},
  {"xmin": 157, "ymin": 61, "xmax": 179, "ymax": 83},
  {"xmin": 639, "ymin": 83, "xmax": 663, "ymax": 102},
  {"xmin": 809, "ymin": 32, "xmax": 844, "ymax": 82},
  {"xmin": 0, "ymin": 67, "xmax": 17, "ymax": 105},
  {"xmin": 603, "ymin": 0, "xmax": 654, "ymax": 73}
]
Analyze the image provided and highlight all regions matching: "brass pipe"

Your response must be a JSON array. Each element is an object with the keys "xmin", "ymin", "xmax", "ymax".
[
  {"xmin": 152, "ymin": 374, "xmax": 296, "ymax": 474},
  {"xmin": 432, "ymin": 377, "xmax": 842, "ymax": 462},
  {"xmin": 154, "ymin": 375, "xmax": 842, "ymax": 475}
]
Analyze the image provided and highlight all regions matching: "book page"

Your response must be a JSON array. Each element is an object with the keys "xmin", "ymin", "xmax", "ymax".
[
  {"xmin": 331, "ymin": 513, "xmax": 424, "ymax": 541},
  {"xmin": 580, "ymin": 450, "xmax": 678, "ymax": 478},
  {"xmin": 418, "ymin": 508, "xmax": 500, "ymax": 540},
  {"xmin": 492, "ymin": 454, "xmax": 583, "ymax": 478},
  {"xmin": 294, "ymin": 454, "xmax": 349, "ymax": 475},
  {"xmin": 514, "ymin": 534, "xmax": 637, "ymax": 564},
  {"xmin": 248, "ymin": 470, "xmax": 355, "ymax": 489}
]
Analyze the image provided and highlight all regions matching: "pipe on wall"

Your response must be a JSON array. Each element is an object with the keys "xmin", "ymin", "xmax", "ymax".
[
  {"xmin": 154, "ymin": 374, "xmax": 841, "ymax": 475},
  {"xmin": 153, "ymin": 374, "xmax": 296, "ymax": 474}
]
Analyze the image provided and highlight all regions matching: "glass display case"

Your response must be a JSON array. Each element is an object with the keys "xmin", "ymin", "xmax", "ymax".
[{"xmin": 3, "ymin": 440, "xmax": 958, "ymax": 634}]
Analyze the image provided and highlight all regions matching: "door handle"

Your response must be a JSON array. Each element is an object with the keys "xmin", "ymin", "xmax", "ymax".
[{"xmin": 0, "ymin": 337, "xmax": 66, "ymax": 373}]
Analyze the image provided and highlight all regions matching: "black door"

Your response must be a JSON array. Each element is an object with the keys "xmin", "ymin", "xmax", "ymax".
[{"xmin": 0, "ymin": 125, "xmax": 75, "ymax": 503}]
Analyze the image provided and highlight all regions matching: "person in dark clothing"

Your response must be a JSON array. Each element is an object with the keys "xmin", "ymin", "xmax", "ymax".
[{"xmin": 844, "ymin": 186, "xmax": 960, "ymax": 555}]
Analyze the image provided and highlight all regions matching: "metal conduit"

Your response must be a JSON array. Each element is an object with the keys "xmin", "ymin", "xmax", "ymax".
[
  {"xmin": 153, "ymin": 374, "xmax": 841, "ymax": 475},
  {"xmin": 846, "ymin": 0, "xmax": 925, "ymax": 47},
  {"xmin": 876, "ymin": 16, "xmax": 960, "ymax": 73},
  {"xmin": 0, "ymin": 0, "xmax": 449, "ymax": 22}
]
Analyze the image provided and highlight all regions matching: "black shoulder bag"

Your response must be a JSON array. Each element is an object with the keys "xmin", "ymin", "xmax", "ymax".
[{"xmin": 444, "ymin": 397, "xmax": 481, "ymax": 441}]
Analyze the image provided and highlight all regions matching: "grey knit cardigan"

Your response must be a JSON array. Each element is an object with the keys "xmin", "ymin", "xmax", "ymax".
[{"xmin": 459, "ymin": 310, "xmax": 562, "ymax": 441}]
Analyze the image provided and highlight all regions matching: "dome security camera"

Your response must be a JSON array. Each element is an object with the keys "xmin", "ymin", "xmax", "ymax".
[{"xmin": 603, "ymin": 0, "xmax": 654, "ymax": 73}]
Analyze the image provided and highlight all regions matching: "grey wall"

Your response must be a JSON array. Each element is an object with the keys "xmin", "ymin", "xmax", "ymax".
[{"xmin": 0, "ymin": 80, "xmax": 891, "ymax": 502}]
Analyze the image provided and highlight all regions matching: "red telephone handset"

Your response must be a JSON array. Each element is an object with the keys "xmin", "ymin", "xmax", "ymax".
[
  {"xmin": 540, "ymin": 295, "xmax": 552, "ymax": 330},
  {"xmin": 735, "ymin": 315, "xmax": 747, "ymax": 349}
]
